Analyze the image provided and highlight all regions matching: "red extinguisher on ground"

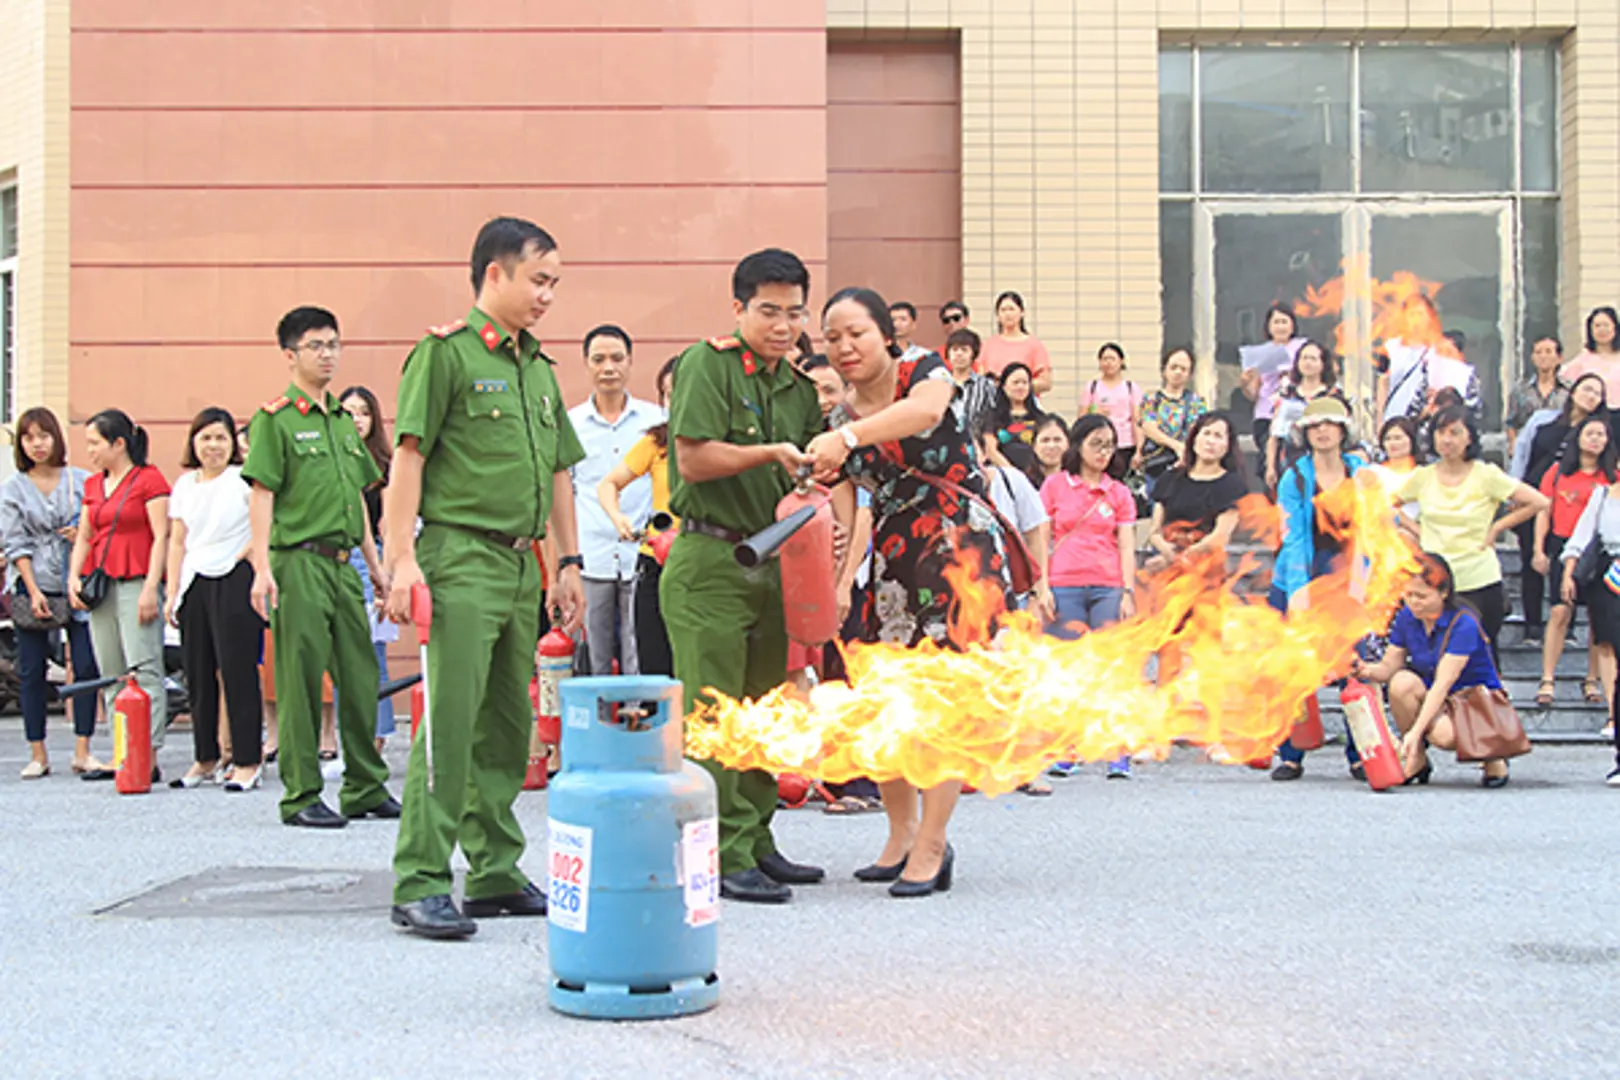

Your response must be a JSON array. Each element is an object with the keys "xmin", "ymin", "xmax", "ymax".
[
  {"xmin": 112, "ymin": 676, "xmax": 153, "ymax": 795},
  {"xmin": 1291, "ymin": 693, "xmax": 1325, "ymax": 751},
  {"xmin": 527, "ymin": 616, "xmax": 573, "ymax": 790},
  {"xmin": 1340, "ymin": 680, "xmax": 1405, "ymax": 791}
]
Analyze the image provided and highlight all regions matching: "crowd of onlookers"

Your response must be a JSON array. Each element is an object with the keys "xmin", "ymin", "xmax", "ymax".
[{"xmin": 6, "ymin": 297, "xmax": 1620, "ymax": 792}]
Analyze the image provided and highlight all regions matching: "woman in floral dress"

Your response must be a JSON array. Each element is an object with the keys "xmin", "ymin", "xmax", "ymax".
[{"xmin": 806, "ymin": 287, "xmax": 1015, "ymax": 900}]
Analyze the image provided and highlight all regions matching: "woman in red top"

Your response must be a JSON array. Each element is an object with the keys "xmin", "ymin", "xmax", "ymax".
[
  {"xmin": 67, "ymin": 410, "xmax": 173, "ymax": 774},
  {"xmin": 1532, "ymin": 414, "xmax": 1617, "ymax": 706}
]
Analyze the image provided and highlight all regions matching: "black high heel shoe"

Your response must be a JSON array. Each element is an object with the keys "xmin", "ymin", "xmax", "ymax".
[
  {"xmin": 1403, "ymin": 762, "xmax": 1433, "ymax": 786},
  {"xmin": 854, "ymin": 855, "xmax": 907, "ymax": 883},
  {"xmin": 889, "ymin": 845, "xmax": 953, "ymax": 899},
  {"xmin": 1481, "ymin": 764, "xmax": 1510, "ymax": 789}
]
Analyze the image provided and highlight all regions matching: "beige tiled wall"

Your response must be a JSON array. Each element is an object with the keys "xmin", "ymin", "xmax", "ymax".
[
  {"xmin": 828, "ymin": 0, "xmax": 1620, "ymax": 413},
  {"xmin": 0, "ymin": 0, "xmax": 70, "ymax": 446}
]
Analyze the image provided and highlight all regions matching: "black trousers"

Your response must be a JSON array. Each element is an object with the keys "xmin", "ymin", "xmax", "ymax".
[
  {"xmin": 633, "ymin": 554, "xmax": 673, "ymax": 678},
  {"xmin": 178, "ymin": 561, "xmax": 265, "ymax": 766},
  {"xmin": 1457, "ymin": 581, "xmax": 1506, "ymax": 669},
  {"xmin": 1514, "ymin": 519, "xmax": 1546, "ymax": 634}
]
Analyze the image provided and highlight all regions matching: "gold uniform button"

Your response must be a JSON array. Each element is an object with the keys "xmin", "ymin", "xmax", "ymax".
[
  {"xmin": 492, "ymin": 408, "xmax": 502, "ymax": 419},
  {"xmin": 747, "ymin": 426, "xmax": 757, "ymax": 436}
]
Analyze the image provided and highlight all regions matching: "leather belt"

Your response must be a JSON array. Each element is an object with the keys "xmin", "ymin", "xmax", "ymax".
[
  {"xmin": 277, "ymin": 542, "xmax": 350, "ymax": 562},
  {"xmin": 430, "ymin": 521, "xmax": 536, "ymax": 551},
  {"xmin": 681, "ymin": 518, "xmax": 746, "ymax": 545}
]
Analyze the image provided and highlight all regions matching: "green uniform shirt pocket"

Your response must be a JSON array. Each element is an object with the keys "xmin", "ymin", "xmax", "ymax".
[
  {"xmin": 465, "ymin": 390, "xmax": 520, "ymax": 423},
  {"xmin": 729, "ymin": 397, "xmax": 766, "ymax": 446}
]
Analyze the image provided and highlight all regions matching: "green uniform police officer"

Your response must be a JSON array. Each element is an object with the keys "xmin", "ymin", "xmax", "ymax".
[
  {"xmin": 384, "ymin": 217, "xmax": 587, "ymax": 940},
  {"xmin": 245, "ymin": 306, "xmax": 396, "ymax": 827},
  {"xmin": 663, "ymin": 248, "xmax": 828, "ymax": 905}
]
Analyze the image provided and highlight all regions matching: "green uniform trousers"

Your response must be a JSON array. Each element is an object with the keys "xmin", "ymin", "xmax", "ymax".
[
  {"xmin": 392, "ymin": 524, "xmax": 542, "ymax": 905},
  {"xmin": 660, "ymin": 532, "xmax": 788, "ymax": 876},
  {"xmin": 270, "ymin": 548, "xmax": 390, "ymax": 821}
]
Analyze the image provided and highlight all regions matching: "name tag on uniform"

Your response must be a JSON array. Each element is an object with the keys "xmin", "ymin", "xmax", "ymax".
[
  {"xmin": 472, "ymin": 379, "xmax": 510, "ymax": 394},
  {"xmin": 294, "ymin": 430, "xmax": 321, "ymax": 442}
]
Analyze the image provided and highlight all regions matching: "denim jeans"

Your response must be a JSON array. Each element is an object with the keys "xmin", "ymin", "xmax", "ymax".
[
  {"xmin": 18, "ymin": 617, "xmax": 99, "ymax": 742},
  {"xmin": 346, "ymin": 546, "xmax": 395, "ymax": 738},
  {"xmin": 1049, "ymin": 585, "xmax": 1124, "ymax": 641}
]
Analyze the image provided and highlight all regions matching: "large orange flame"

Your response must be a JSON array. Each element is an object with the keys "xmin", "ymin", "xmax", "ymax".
[
  {"xmin": 1295, "ymin": 258, "xmax": 1459, "ymax": 360},
  {"xmin": 685, "ymin": 482, "xmax": 1423, "ymax": 795}
]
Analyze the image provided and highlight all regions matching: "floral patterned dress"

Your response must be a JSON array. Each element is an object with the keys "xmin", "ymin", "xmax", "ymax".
[{"xmin": 833, "ymin": 353, "xmax": 1015, "ymax": 647}]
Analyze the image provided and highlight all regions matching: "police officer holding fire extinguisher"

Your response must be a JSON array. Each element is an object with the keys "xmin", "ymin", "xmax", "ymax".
[
  {"xmin": 662, "ymin": 248, "xmax": 830, "ymax": 905},
  {"xmin": 383, "ymin": 217, "xmax": 587, "ymax": 940}
]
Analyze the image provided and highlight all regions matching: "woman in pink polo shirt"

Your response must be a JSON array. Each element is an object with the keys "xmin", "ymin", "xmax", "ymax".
[{"xmin": 1041, "ymin": 413, "xmax": 1139, "ymax": 779}]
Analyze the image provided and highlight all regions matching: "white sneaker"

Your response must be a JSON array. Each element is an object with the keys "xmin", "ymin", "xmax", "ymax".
[{"xmin": 1606, "ymin": 767, "xmax": 1620, "ymax": 787}]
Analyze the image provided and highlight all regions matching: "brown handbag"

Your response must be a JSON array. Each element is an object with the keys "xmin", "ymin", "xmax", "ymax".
[{"xmin": 1437, "ymin": 614, "xmax": 1532, "ymax": 762}]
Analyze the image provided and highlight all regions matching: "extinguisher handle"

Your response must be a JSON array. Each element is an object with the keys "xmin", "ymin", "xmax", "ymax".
[{"xmin": 411, "ymin": 582, "xmax": 432, "ymax": 646}]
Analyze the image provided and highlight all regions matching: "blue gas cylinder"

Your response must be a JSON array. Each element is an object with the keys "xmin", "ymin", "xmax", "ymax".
[{"xmin": 546, "ymin": 675, "xmax": 720, "ymax": 1019}]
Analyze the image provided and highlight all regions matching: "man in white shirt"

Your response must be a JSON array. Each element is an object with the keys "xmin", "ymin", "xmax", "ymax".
[
  {"xmin": 567, "ymin": 325, "xmax": 663, "ymax": 674},
  {"xmin": 888, "ymin": 300, "xmax": 932, "ymax": 362}
]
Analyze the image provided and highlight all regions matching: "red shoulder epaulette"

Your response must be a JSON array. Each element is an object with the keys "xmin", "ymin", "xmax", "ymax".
[
  {"xmin": 428, "ymin": 319, "xmax": 466, "ymax": 339},
  {"xmin": 262, "ymin": 395, "xmax": 290, "ymax": 414},
  {"xmin": 706, "ymin": 335, "xmax": 741, "ymax": 351}
]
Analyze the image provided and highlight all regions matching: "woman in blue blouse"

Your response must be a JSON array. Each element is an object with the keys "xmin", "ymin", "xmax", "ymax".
[{"xmin": 1352, "ymin": 553, "xmax": 1511, "ymax": 788}]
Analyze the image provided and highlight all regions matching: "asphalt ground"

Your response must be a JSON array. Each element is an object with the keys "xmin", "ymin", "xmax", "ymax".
[{"xmin": 1, "ymin": 722, "xmax": 1616, "ymax": 1080}]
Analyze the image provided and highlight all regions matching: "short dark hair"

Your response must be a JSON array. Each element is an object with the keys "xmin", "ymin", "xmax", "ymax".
[
  {"xmin": 1415, "ymin": 551, "xmax": 1460, "ymax": 608},
  {"xmin": 1289, "ymin": 339, "xmax": 1338, "ymax": 392},
  {"xmin": 180, "ymin": 407, "xmax": 243, "ymax": 470},
  {"xmin": 1585, "ymin": 306, "xmax": 1620, "ymax": 353},
  {"xmin": 1378, "ymin": 416, "xmax": 1420, "ymax": 459},
  {"xmin": 582, "ymin": 324, "xmax": 632, "ymax": 356},
  {"xmin": 1161, "ymin": 346, "xmax": 1196, "ymax": 375},
  {"xmin": 889, "ymin": 301, "xmax": 918, "ymax": 320},
  {"xmin": 1263, "ymin": 304, "xmax": 1298, "ymax": 340},
  {"xmin": 940, "ymin": 300, "xmax": 969, "ymax": 322},
  {"xmin": 1431, "ymin": 404, "xmax": 1481, "ymax": 460},
  {"xmin": 1533, "ymin": 334, "xmax": 1563, "ymax": 356},
  {"xmin": 799, "ymin": 354, "xmax": 832, "ymax": 374},
  {"xmin": 12, "ymin": 406, "xmax": 68, "ymax": 472},
  {"xmin": 470, "ymin": 216, "xmax": 557, "ymax": 293},
  {"xmin": 1442, "ymin": 329, "xmax": 1467, "ymax": 355},
  {"xmin": 1097, "ymin": 341, "xmax": 1126, "ymax": 364},
  {"xmin": 1061, "ymin": 413, "xmax": 1114, "ymax": 475},
  {"xmin": 732, "ymin": 248, "xmax": 810, "ymax": 306},
  {"xmin": 87, "ymin": 408, "xmax": 150, "ymax": 468},
  {"xmin": 823, "ymin": 286, "xmax": 903, "ymax": 359},
  {"xmin": 276, "ymin": 306, "xmax": 339, "ymax": 351},
  {"xmin": 946, "ymin": 328, "xmax": 981, "ymax": 359}
]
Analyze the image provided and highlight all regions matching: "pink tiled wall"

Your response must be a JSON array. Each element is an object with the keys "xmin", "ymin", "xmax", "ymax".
[{"xmin": 68, "ymin": 0, "xmax": 830, "ymax": 469}]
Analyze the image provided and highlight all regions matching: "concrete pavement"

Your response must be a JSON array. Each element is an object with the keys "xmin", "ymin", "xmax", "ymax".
[{"xmin": 1, "ymin": 721, "xmax": 1616, "ymax": 1080}]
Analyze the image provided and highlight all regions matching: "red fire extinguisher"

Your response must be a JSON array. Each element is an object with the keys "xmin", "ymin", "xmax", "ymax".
[
  {"xmin": 1340, "ymin": 680, "xmax": 1406, "ymax": 791},
  {"xmin": 776, "ymin": 484, "xmax": 839, "ymax": 646},
  {"xmin": 112, "ymin": 676, "xmax": 153, "ymax": 795},
  {"xmin": 527, "ymin": 619, "xmax": 573, "ymax": 790},
  {"xmin": 1290, "ymin": 693, "xmax": 1325, "ymax": 751},
  {"xmin": 409, "ymin": 680, "xmax": 426, "ymax": 743}
]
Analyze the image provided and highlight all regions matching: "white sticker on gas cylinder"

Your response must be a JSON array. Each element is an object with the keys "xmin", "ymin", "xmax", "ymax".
[
  {"xmin": 680, "ymin": 818, "xmax": 720, "ymax": 927},
  {"xmin": 547, "ymin": 819, "xmax": 592, "ymax": 933}
]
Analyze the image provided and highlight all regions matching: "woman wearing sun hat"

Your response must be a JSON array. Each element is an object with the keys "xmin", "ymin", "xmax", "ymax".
[{"xmin": 1268, "ymin": 396, "xmax": 1370, "ymax": 781}]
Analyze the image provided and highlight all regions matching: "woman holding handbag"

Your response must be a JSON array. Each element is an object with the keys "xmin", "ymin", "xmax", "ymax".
[
  {"xmin": 66, "ymin": 409, "xmax": 172, "ymax": 780},
  {"xmin": 1557, "ymin": 471, "xmax": 1620, "ymax": 785},
  {"xmin": 806, "ymin": 286, "xmax": 1018, "ymax": 898},
  {"xmin": 1351, "ymin": 554, "xmax": 1519, "ymax": 788},
  {"xmin": 0, "ymin": 408, "xmax": 103, "ymax": 778}
]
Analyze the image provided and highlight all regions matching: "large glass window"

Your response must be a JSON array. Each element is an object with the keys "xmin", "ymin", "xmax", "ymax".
[
  {"xmin": 1200, "ymin": 48, "xmax": 1352, "ymax": 194},
  {"xmin": 1159, "ymin": 42, "xmax": 1559, "ymax": 432},
  {"xmin": 1, "ymin": 184, "xmax": 15, "ymax": 424}
]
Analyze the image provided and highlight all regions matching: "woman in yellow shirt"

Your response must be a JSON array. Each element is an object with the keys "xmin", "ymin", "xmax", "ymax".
[
  {"xmin": 1395, "ymin": 404, "xmax": 1548, "ymax": 661},
  {"xmin": 598, "ymin": 357, "xmax": 678, "ymax": 676}
]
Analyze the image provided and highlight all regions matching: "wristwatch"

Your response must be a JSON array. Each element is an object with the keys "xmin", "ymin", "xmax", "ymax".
[
  {"xmin": 558, "ymin": 554, "xmax": 584, "ymax": 572},
  {"xmin": 837, "ymin": 424, "xmax": 859, "ymax": 451}
]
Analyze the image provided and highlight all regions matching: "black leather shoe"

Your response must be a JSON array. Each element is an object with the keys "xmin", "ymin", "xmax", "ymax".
[
  {"xmin": 1481, "ymin": 767, "xmax": 1510, "ymax": 789},
  {"xmin": 463, "ymin": 882, "xmax": 548, "ymax": 918},
  {"xmin": 1349, "ymin": 763, "xmax": 1366, "ymax": 782},
  {"xmin": 1270, "ymin": 762, "xmax": 1303, "ymax": 782},
  {"xmin": 854, "ymin": 856, "xmax": 907, "ymax": 883},
  {"xmin": 346, "ymin": 794, "xmax": 402, "ymax": 820},
  {"xmin": 719, "ymin": 867, "xmax": 791, "ymax": 904},
  {"xmin": 390, "ymin": 895, "xmax": 476, "ymax": 940},
  {"xmin": 757, "ymin": 852, "xmax": 825, "ymax": 885},
  {"xmin": 283, "ymin": 801, "xmax": 347, "ymax": 829},
  {"xmin": 890, "ymin": 844, "xmax": 954, "ymax": 899}
]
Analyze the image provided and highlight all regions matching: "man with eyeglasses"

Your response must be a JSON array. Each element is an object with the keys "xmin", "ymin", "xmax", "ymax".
[
  {"xmin": 661, "ymin": 247, "xmax": 826, "ymax": 905},
  {"xmin": 245, "ymin": 305, "xmax": 396, "ymax": 830}
]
